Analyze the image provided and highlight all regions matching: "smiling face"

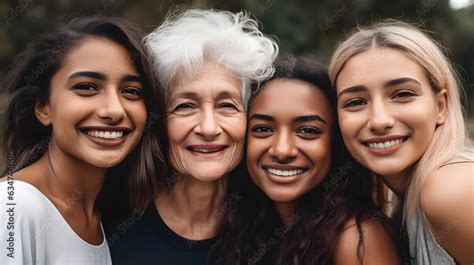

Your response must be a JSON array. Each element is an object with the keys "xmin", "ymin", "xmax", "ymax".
[
  {"xmin": 246, "ymin": 79, "xmax": 334, "ymax": 203},
  {"xmin": 166, "ymin": 60, "xmax": 246, "ymax": 182},
  {"xmin": 35, "ymin": 37, "xmax": 147, "ymax": 168},
  {"xmin": 335, "ymin": 47, "xmax": 446, "ymax": 179}
]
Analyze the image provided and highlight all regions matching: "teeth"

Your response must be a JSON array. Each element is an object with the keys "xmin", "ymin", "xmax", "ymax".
[
  {"xmin": 86, "ymin": 130, "xmax": 124, "ymax": 140},
  {"xmin": 267, "ymin": 168, "xmax": 304, "ymax": 177},
  {"xmin": 191, "ymin": 148, "xmax": 222, "ymax": 153},
  {"xmin": 368, "ymin": 138, "xmax": 404, "ymax": 149}
]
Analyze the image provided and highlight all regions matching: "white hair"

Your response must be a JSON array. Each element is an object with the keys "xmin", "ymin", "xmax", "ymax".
[{"xmin": 144, "ymin": 8, "xmax": 278, "ymax": 108}]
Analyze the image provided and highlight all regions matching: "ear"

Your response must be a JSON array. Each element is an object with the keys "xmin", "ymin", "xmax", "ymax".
[
  {"xmin": 34, "ymin": 100, "xmax": 52, "ymax": 126},
  {"xmin": 435, "ymin": 89, "xmax": 447, "ymax": 126}
]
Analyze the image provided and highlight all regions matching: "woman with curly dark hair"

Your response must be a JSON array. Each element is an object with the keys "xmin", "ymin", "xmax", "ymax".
[{"xmin": 211, "ymin": 57, "xmax": 404, "ymax": 265}]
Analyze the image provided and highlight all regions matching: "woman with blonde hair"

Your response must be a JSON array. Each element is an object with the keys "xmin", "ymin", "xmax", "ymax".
[{"xmin": 329, "ymin": 21, "xmax": 473, "ymax": 264}]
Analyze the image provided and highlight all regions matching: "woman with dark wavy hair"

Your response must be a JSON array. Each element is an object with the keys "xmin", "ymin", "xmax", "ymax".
[
  {"xmin": 211, "ymin": 57, "xmax": 403, "ymax": 265},
  {"xmin": 0, "ymin": 16, "xmax": 166, "ymax": 264}
]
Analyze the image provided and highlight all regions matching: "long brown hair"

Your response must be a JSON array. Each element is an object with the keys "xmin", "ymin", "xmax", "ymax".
[{"xmin": 0, "ymin": 15, "xmax": 167, "ymax": 212}]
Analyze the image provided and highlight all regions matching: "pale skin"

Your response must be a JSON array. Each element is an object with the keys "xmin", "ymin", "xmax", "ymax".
[
  {"xmin": 420, "ymin": 161, "xmax": 474, "ymax": 264},
  {"xmin": 336, "ymin": 47, "xmax": 473, "ymax": 264},
  {"xmin": 155, "ymin": 61, "xmax": 246, "ymax": 240},
  {"xmin": 154, "ymin": 173, "xmax": 227, "ymax": 240}
]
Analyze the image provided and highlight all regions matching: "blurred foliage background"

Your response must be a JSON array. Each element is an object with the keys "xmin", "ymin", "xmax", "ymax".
[{"xmin": 0, "ymin": 0, "xmax": 473, "ymax": 135}]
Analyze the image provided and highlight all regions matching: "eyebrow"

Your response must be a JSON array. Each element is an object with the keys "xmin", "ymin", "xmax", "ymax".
[
  {"xmin": 69, "ymin": 71, "xmax": 143, "ymax": 84},
  {"xmin": 172, "ymin": 91, "xmax": 200, "ymax": 100},
  {"xmin": 249, "ymin": 113, "xmax": 327, "ymax": 124},
  {"xmin": 294, "ymin": 115, "xmax": 327, "ymax": 124},
  {"xmin": 249, "ymin": 113, "xmax": 274, "ymax": 122},
  {"xmin": 69, "ymin": 71, "xmax": 105, "ymax": 80},
  {"xmin": 215, "ymin": 90, "xmax": 241, "ymax": 100},
  {"xmin": 383, "ymin": 77, "xmax": 421, "ymax": 87},
  {"xmin": 122, "ymin": 74, "xmax": 143, "ymax": 84},
  {"xmin": 337, "ymin": 77, "xmax": 422, "ymax": 100}
]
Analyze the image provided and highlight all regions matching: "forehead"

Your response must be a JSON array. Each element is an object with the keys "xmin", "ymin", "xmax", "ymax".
[
  {"xmin": 170, "ymin": 61, "xmax": 242, "ymax": 99},
  {"xmin": 336, "ymin": 47, "xmax": 428, "ymax": 91},
  {"xmin": 59, "ymin": 37, "xmax": 139, "ymax": 76},
  {"xmin": 250, "ymin": 79, "xmax": 333, "ymax": 121}
]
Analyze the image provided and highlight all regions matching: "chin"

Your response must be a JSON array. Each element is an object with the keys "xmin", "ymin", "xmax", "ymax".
[
  {"xmin": 191, "ymin": 171, "xmax": 228, "ymax": 182},
  {"xmin": 368, "ymin": 164, "xmax": 405, "ymax": 177},
  {"xmin": 265, "ymin": 190, "xmax": 300, "ymax": 203},
  {"xmin": 87, "ymin": 156, "xmax": 125, "ymax": 169}
]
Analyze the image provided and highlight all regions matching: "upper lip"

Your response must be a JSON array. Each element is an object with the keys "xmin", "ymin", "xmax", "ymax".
[
  {"xmin": 80, "ymin": 126, "xmax": 132, "ymax": 133},
  {"xmin": 362, "ymin": 135, "xmax": 408, "ymax": 144},
  {"xmin": 262, "ymin": 164, "xmax": 308, "ymax": 171}
]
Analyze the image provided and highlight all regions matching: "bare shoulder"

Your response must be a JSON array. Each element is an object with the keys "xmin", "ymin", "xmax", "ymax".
[
  {"xmin": 420, "ymin": 161, "xmax": 473, "ymax": 222},
  {"xmin": 420, "ymin": 161, "xmax": 473, "ymax": 264},
  {"xmin": 334, "ymin": 217, "xmax": 400, "ymax": 265}
]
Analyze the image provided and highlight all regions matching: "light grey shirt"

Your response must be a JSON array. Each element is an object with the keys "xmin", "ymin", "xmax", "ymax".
[{"xmin": 408, "ymin": 204, "xmax": 455, "ymax": 265}]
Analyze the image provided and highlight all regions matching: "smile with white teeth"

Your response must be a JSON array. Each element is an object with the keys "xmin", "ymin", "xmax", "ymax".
[
  {"xmin": 85, "ymin": 130, "xmax": 124, "ymax": 140},
  {"xmin": 367, "ymin": 138, "xmax": 405, "ymax": 149},
  {"xmin": 266, "ymin": 168, "xmax": 305, "ymax": 177}
]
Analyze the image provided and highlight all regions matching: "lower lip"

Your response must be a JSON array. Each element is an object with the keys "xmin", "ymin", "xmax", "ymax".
[
  {"xmin": 83, "ymin": 132, "xmax": 128, "ymax": 147},
  {"xmin": 188, "ymin": 147, "xmax": 228, "ymax": 158},
  {"xmin": 264, "ymin": 169, "xmax": 306, "ymax": 184},
  {"xmin": 365, "ymin": 139, "xmax": 406, "ymax": 156}
]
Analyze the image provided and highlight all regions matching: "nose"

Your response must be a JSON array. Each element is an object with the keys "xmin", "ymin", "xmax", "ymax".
[
  {"xmin": 97, "ymin": 89, "xmax": 126, "ymax": 123},
  {"xmin": 268, "ymin": 129, "xmax": 298, "ymax": 163},
  {"xmin": 194, "ymin": 107, "xmax": 222, "ymax": 140},
  {"xmin": 367, "ymin": 99, "xmax": 395, "ymax": 133}
]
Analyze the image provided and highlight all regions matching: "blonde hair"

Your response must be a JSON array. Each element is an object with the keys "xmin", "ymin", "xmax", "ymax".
[{"xmin": 328, "ymin": 20, "xmax": 472, "ymax": 223}]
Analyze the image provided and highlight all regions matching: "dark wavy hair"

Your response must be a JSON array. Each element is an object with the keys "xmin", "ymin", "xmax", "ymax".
[
  {"xmin": 210, "ymin": 56, "xmax": 399, "ymax": 265},
  {"xmin": 0, "ymin": 15, "xmax": 167, "ymax": 213}
]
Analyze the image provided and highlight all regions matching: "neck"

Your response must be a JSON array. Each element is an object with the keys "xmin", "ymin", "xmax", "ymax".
[
  {"xmin": 274, "ymin": 200, "xmax": 297, "ymax": 226},
  {"xmin": 42, "ymin": 142, "xmax": 106, "ymax": 218},
  {"xmin": 378, "ymin": 166, "xmax": 413, "ymax": 198},
  {"xmin": 155, "ymin": 173, "xmax": 228, "ymax": 240}
]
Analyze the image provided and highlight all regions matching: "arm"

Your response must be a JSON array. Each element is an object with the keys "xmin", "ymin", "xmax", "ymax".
[
  {"xmin": 334, "ymin": 217, "xmax": 401, "ymax": 265},
  {"xmin": 420, "ymin": 162, "xmax": 474, "ymax": 265}
]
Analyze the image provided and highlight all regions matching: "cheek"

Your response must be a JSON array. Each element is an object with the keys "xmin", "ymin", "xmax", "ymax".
[
  {"xmin": 132, "ymin": 103, "xmax": 147, "ymax": 130},
  {"xmin": 166, "ymin": 117, "xmax": 191, "ymax": 144},
  {"xmin": 306, "ymin": 138, "xmax": 332, "ymax": 166},
  {"xmin": 338, "ymin": 113, "xmax": 363, "ymax": 147},
  {"xmin": 221, "ymin": 115, "xmax": 246, "ymax": 143},
  {"xmin": 246, "ymin": 137, "xmax": 264, "ymax": 160}
]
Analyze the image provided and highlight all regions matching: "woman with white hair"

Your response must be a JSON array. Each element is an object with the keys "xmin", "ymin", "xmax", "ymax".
[
  {"xmin": 109, "ymin": 8, "xmax": 277, "ymax": 265},
  {"xmin": 329, "ymin": 21, "xmax": 473, "ymax": 264}
]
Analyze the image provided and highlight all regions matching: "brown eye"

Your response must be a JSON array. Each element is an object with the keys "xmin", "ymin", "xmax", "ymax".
[
  {"xmin": 251, "ymin": 125, "xmax": 274, "ymax": 138},
  {"xmin": 175, "ymin": 103, "xmax": 194, "ymax": 110},
  {"xmin": 122, "ymin": 87, "xmax": 143, "ymax": 100},
  {"xmin": 73, "ymin": 83, "xmax": 99, "ymax": 95},
  {"xmin": 296, "ymin": 127, "xmax": 321, "ymax": 139},
  {"xmin": 344, "ymin": 98, "xmax": 366, "ymax": 108},
  {"xmin": 392, "ymin": 90, "xmax": 416, "ymax": 99}
]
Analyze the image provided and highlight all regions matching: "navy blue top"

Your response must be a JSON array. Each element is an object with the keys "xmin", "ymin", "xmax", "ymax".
[{"xmin": 107, "ymin": 205, "xmax": 217, "ymax": 265}]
